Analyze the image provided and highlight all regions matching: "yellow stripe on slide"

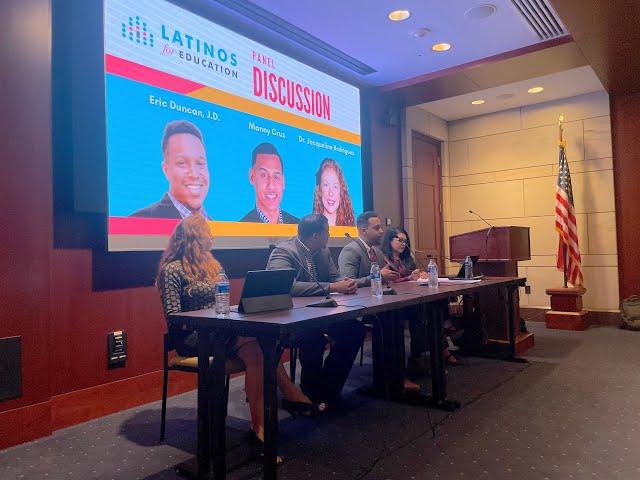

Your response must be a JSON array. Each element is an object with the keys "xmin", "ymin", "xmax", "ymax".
[{"xmin": 188, "ymin": 86, "xmax": 361, "ymax": 146}]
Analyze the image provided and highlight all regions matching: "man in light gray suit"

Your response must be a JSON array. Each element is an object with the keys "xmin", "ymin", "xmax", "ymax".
[
  {"xmin": 338, "ymin": 211, "xmax": 400, "ymax": 286},
  {"xmin": 267, "ymin": 214, "xmax": 363, "ymax": 404}
]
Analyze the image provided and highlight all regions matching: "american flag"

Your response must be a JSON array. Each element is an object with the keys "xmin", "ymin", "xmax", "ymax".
[{"xmin": 555, "ymin": 137, "xmax": 583, "ymax": 286}]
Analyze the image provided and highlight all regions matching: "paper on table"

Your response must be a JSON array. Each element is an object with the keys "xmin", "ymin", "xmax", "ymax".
[{"xmin": 415, "ymin": 278, "xmax": 482, "ymax": 284}]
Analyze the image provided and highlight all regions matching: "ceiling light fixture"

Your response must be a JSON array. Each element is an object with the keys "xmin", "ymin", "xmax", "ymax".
[
  {"xmin": 410, "ymin": 27, "xmax": 430, "ymax": 38},
  {"xmin": 471, "ymin": 99, "xmax": 485, "ymax": 105},
  {"xmin": 432, "ymin": 42, "xmax": 452, "ymax": 52},
  {"xmin": 528, "ymin": 86, "xmax": 544, "ymax": 94},
  {"xmin": 388, "ymin": 10, "xmax": 410, "ymax": 21},
  {"xmin": 464, "ymin": 4, "xmax": 497, "ymax": 20}
]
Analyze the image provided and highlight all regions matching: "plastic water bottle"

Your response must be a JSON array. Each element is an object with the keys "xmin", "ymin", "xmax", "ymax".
[
  {"xmin": 427, "ymin": 258, "xmax": 439, "ymax": 288},
  {"xmin": 370, "ymin": 262, "xmax": 383, "ymax": 298},
  {"xmin": 464, "ymin": 256, "xmax": 474, "ymax": 280},
  {"xmin": 214, "ymin": 269, "xmax": 230, "ymax": 316}
]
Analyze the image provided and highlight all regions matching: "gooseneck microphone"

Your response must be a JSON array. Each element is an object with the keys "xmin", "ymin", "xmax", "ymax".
[
  {"xmin": 468, "ymin": 209, "xmax": 493, "ymax": 261},
  {"xmin": 289, "ymin": 250, "xmax": 338, "ymax": 308},
  {"xmin": 468, "ymin": 209, "xmax": 493, "ymax": 228}
]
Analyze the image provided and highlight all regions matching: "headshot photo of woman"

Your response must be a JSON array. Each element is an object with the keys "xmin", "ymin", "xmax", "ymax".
[{"xmin": 312, "ymin": 158, "xmax": 355, "ymax": 226}]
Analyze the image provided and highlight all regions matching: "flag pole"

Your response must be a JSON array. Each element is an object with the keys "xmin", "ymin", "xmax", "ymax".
[{"xmin": 559, "ymin": 115, "xmax": 568, "ymax": 288}]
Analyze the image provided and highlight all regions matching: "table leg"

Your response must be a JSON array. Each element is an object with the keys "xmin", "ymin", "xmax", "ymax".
[
  {"xmin": 210, "ymin": 335, "xmax": 228, "ymax": 479},
  {"xmin": 197, "ymin": 327, "xmax": 212, "ymax": 478},
  {"xmin": 427, "ymin": 301, "xmax": 460, "ymax": 412},
  {"xmin": 257, "ymin": 335, "xmax": 282, "ymax": 480}
]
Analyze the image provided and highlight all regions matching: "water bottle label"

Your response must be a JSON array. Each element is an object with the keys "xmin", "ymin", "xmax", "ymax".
[{"xmin": 215, "ymin": 283, "xmax": 230, "ymax": 294}]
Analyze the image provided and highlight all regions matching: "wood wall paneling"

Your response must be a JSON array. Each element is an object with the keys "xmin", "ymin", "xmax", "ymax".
[
  {"xmin": 0, "ymin": 0, "xmax": 53, "ymax": 414},
  {"xmin": 610, "ymin": 93, "xmax": 640, "ymax": 299}
]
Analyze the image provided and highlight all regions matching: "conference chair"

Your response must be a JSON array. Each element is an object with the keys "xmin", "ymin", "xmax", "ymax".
[{"xmin": 160, "ymin": 333, "xmax": 245, "ymax": 441}]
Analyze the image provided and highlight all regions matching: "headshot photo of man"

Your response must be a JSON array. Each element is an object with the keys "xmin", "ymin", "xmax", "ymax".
[
  {"xmin": 130, "ymin": 120, "xmax": 211, "ymax": 219},
  {"xmin": 240, "ymin": 142, "xmax": 299, "ymax": 224}
]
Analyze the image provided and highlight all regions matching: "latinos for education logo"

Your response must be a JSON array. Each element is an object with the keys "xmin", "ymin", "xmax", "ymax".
[
  {"xmin": 118, "ymin": 14, "xmax": 239, "ymax": 79},
  {"xmin": 121, "ymin": 16, "xmax": 154, "ymax": 47}
]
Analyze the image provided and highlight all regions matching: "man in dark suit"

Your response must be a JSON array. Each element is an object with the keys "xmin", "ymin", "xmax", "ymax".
[
  {"xmin": 131, "ymin": 120, "xmax": 211, "ymax": 219},
  {"xmin": 338, "ymin": 212, "xmax": 424, "ymax": 391},
  {"xmin": 338, "ymin": 211, "xmax": 399, "ymax": 286},
  {"xmin": 241, "ymin": 143, "xmax": 298, "ymax": 224},
  {"xmin": 266, "ymin": 214, "xmax": 363, "ymax": 404}
]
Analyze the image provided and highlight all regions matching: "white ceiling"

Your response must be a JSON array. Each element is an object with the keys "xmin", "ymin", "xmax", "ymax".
[
  {"xmin": 416, "ymin": 65, "xmax": 605, "ymax": 121},
  {"xmin": 246, "ymin": 0, "xmax": 566, "ymax": 86}
]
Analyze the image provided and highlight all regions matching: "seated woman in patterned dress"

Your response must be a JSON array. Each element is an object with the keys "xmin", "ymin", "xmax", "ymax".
[{"xmin": 157, "ymin": 214, "xmax": 324, "ymax": 458}]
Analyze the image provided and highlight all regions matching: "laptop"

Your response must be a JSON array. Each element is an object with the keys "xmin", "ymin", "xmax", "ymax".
[
  {"xmin": 236, "ymin": 269, "xmax": 296, "ymax": 314},
  {"xmin": 448, "ymin": 256, "xmax": 484, "ymax": 280}
]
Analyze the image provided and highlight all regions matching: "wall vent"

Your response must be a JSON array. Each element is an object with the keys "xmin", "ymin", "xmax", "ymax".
[
  {"xmin": 510, "ymin": 0, "xmax": 567, "ymax": 40},
  {"xmin": 213, "ymin": 0, "xmax": 377, "ymax": 75}
]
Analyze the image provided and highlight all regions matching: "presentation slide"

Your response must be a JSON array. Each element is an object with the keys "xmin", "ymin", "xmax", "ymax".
[{"xmin": 104, "ymin": 0, "xmax": 363, "ymax": 251}]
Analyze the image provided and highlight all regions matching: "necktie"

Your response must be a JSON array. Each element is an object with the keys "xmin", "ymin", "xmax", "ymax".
[{"xmin": 368, "ymin": 247, "xmax": 377, "ymax": 264}]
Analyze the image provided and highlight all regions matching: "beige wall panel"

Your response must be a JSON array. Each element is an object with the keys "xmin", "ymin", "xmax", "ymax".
[
  {"xmin": 582, "ymin": 254, "xmax": 618, "ymax": 267},
  {"xmin": 520, "ymin": 91, "xmax": 610, "ymax": 129},
  {"xmin": 442, "ymin": 185, "xmax": 451, "ymax": 219},
  {"xmin": 526, "ymin": 215, "xmax": 560, "ymax": 255},
  {"xmin": 524, "ymin": 266, "xmax": 564, "ymax": 307},
  {"xmin": 449, "ymin": 171, "xmax": 497, "ymax": 186},
  {"xmin": 403, "ymin": 180, "xmax": 415, "ymax": 219},
  {"xmin": 587, "ymin": 212, "xmax": 617, "ymax": 254},
  {"xmin": 449, "ymin": 141, "xmax": 469, "ymax": 176},
  {"xmin": 523, "ymin": 176, "xmax": 556, "ymax": 217},
  {"xmin": 494, "ymin": 165, "xmax": 554, "ymax": 181},
  {"xmin": 583, "ymin": 116, "xmax": 613, "ymax": 160},
  {"xmin": 582, "ymin": 266, "xmax": 619, "ymax": 310},
  {"xmin": 572, "ymin": 170, "xmax": 616, "ymax": 213},
  {"xmin": 449, "ymin": 181, "xmax": 524, "ymax": 221},
  {"xmin": 406, "ymin": 107, "xmax": 428, "ymax": 135},
  {"xmin": 553, "ymin": 157, "xmax": 613, "ymax": 175},
  {"xmin": 464, "ymin": 121, "xmax": 583, "ymax": 175},
  {"xmin": 404, "ymin": 220, "xmax": 416, "ymax": 245},
  {"xmin": 449, "ymin": 220, "xmax": 486, "ymax": 236},
  {"xmin": 520, "ymin": 255, "xmax": 556, "ymax": 267},
  {"xmin": 443, "ymin": 221, "xmax": 452, "ymax": 256},
  {"xmin": 449, "ymin": 108, "xmax": 521, "ymax": 141},
  {"xmin": 442, "ymin": 142, "xmax": 451, "ymax": 178},
  {"xmin": 428, "ymin": 113, "xmax": 449, "ymax": 141}
]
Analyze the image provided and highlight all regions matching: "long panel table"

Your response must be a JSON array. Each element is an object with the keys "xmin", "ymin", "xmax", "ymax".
[{"xmin": 171, "ymin": 276, "xmax": 525, "ymax": 479}]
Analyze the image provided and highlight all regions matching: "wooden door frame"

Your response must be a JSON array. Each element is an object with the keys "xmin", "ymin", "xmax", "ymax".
[{"xmin": 410, "ymin": 130, "xmax": 445, "ymax": 269}]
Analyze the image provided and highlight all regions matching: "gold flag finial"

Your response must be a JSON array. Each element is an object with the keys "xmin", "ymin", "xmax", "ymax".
[{"xmin": 558, "ymin": 114, "xmax": 566, "ymax": 146}]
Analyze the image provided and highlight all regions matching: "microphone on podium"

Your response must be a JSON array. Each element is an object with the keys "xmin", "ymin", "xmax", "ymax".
[
  {"xmin": 468, "ymin": 209, "xmax": 493, "ymax": 261},
  {"xmin": 468, "ymin": 209, "xmax": 493, "ymax": 228}
]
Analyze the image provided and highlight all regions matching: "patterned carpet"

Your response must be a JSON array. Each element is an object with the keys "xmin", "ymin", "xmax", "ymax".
[{"xmin": 1, "ymin": 321, "xmax": 639, "ymax": 479}]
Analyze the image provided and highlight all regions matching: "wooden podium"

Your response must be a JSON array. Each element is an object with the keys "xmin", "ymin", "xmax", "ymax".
[{"xmin": 450, "ymin": 226, "xmax": 535, "ymax": 356}]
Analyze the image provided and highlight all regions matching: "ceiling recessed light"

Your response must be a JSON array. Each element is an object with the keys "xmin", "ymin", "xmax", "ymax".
[
  {"xmin": 432, "ymin": 42, "xmax": 452, "ymax": 52},
  {"xmin": 410, "ymin": 27, "xmax": 430, "ymax": 38},
  {"xmin": 464, "ymin": 4, "xmax": 497, "ymax": 20},
  {"xmin": 388, "ymin": 10, "xmax": 410, "ymax": 21},
  {"xmin": 471, "ymin": 99, "xmax": 485, "ymax": 105},
  {"xmin": 528, "ymin": 86, "xmax": 544, "ymax": 94}
]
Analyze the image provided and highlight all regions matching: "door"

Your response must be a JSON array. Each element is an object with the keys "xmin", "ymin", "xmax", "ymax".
[{"xmin": 412, "ymin": 131, "xmax": 443, "ymax": 270}]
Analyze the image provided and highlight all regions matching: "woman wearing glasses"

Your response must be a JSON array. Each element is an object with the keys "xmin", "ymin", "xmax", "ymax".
[{"xmin": 381, "ymin": 227, "xmax": 458, "ymax": 370}]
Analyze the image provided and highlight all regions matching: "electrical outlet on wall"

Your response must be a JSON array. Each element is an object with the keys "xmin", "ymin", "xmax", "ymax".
[
  {"xmin": 385, "ymin": 217, "xmax": 392, "ymax": 226},
  {"xmin": 107, "ymin": 331, "xmax": 127, "ymax": 368}
]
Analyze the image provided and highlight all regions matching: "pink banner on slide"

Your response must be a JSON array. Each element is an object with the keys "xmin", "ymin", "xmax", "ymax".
[
  {"xmin": 105, "ymin": 54, "xmax": 204, "ymax": 94},
  {"xmin": 109, "ymin": 216, "xmax": 179, "ymax": 235}
]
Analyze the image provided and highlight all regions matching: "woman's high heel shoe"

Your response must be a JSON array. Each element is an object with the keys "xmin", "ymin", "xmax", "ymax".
[
  {"xmin": 248, "ymin": 431, "xmax": 284, "ymax": 465},
  {"xmin": 281, "ymin": 399, "xmax": 327, "ymax": 417}
]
